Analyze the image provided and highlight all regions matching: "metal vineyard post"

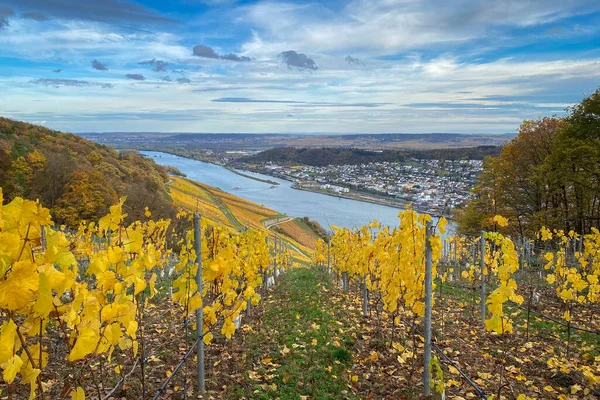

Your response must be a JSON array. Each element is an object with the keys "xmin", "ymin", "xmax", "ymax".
[
  {"xmin": 423, "ymin": 221, "xmax": 433, "ymax": 396},
  {"xmin": 194, "ymin": 214, "xmax": 205, "ymax": 394}
]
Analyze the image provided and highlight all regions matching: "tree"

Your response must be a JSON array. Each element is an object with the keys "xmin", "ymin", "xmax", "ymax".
[
  {"xmin": 457, "ymin": 87, "xmax": 600, "ymax": 236},
  {"xmin": 545, "ymin": 88, "xmax": 600, "ymax": 233},
  {"xmin": 53, "ymin": 171, "xmax": 118, "ymax": 227}
]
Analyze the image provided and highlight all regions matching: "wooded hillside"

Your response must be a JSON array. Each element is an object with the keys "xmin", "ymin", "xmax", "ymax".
[
  {"xmin": 239, "ymin": 145, "xmax": 501, "ymax": 166},
  {"xmin": 0, "ymin": 117, "xmax": 176, "ymax": 227}
]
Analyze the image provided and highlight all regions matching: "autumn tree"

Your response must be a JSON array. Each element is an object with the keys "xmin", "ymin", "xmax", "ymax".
[
  {"xmin": 544, "ymin": 89, "xmax": 600, "ymax": 233},
  {"xmin": 0, "ymin": 117, "xmax": 179, "ymax": 229},
  {"xmin": 53, "ymin": 170, "xmax": 118, "ymax": 226},
  {"xmin": 457, "ymin": 87, "xmax": 600, "ymax": 236}
]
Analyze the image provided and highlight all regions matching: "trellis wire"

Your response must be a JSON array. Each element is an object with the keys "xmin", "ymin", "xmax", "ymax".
[
  {"xmin": 151, "ymin": 336, "xmax": 202, "ymax": 400},
  {"xmin": 400, "ymin": 318, "xmax": 489, "ymax": 399}
]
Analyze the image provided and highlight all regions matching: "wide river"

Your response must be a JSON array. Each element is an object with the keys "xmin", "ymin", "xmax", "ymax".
[{"xmin": 144, "ymin": 151, "xmax": 454, "ymax": 233}]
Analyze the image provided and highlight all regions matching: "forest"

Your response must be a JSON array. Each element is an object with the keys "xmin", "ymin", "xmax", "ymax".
[
  {"xmin": 456, "ymin": 87, "xmax": 600, "ymax": 237},
  {"xmin": 238, "ymin": 145, "xmax": 501, "ymax": 167},
  {"xmin": 0, "ymin": 117, "xmax": 177, "ymax": 227}
]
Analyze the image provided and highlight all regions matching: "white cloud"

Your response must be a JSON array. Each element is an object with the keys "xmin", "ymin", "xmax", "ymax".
[
  {"xmin": 238, "ymin": 0, "xmax": 600, "ymax": 56},
  {"xmin": 0, "ymin": 19, "xmax": 189, "ymax": 63},
  {"xmin": 1, "ymin": 0, "xmax": 599, "ymax": 133},
  {"xmin": 2, "ymin": 53, "xmax": 598, "ymax": 133}
]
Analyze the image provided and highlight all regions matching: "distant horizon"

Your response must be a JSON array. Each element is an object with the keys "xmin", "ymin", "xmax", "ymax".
[{"xmin": 78, "ymin": 131, "xmax": 516, "ymax": 136}]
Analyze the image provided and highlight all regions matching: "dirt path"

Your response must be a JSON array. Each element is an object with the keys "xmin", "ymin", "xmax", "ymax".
[{"xmin": 262, "ymin": 215, "xmax": 293, "ymax": 230}]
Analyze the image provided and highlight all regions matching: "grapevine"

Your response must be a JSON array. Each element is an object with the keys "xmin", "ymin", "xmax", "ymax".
[{"xmin": 0, "ymin": 189, "xmax": 279, "ymax": 399}]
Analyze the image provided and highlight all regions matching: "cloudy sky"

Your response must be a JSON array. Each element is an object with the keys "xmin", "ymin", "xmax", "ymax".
[{"xmin": 0, "ymin": 0, "xmax": 599, "ymax": 133}]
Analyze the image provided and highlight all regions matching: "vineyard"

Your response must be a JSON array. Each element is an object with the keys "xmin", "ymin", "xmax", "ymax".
[
  {"xmin": 0, "ymin": 190, "xmax": 292, "ymax": 399},
  {"xmin": 313, "ymin": 212, "xmax": 600, "ymax": 399},
  {"xmin": 166, "ymin": 176, "xmax": 314, "ymax": 264},
  {"xmin": 1, "ymin": 184, "xmax": 599, "ymax": 399}
]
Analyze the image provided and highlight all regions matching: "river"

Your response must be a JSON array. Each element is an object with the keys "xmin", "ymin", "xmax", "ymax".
[{"xmin": 143, "ymin": 151, "xmax": 454, "ymax": 233}]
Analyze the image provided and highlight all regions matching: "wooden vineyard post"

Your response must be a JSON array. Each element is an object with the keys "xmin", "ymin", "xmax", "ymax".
[
  {"xmin": 41, "ymin": 226, "xmax": 47, "ymax": 251},
  {"xmin": 194, "ymin": 214, "xmax": 206, "ymax": 394},
  {"xmin": 526, "ymin": 288, "xmax": 533, "ymax": 341},
  {"xmin": 443, "ymin": 240, "xmax": 447, "ymax": 262},
  {"xmin": 578, "ymin": 234, "xmax": 584, "ymax": 271},
  {"xmin": 519, "ymin": 237, "xmax": 525, "ymax": 276},
  {"xmin": 480, "ymin": 230, "xmax": 486, "ymax": 327},
  {"xmin": 342, "ymin": 271, "xmax": 349, "ymax": 292},
  {"xmin": 423, "ymin": 221, "xmax": 433, "ymax": 397},
  {"xmin": 263, "ymin": 237, "xmax": 269, "ymax": 293}
]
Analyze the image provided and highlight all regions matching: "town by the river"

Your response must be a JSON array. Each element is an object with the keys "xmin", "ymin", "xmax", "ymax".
[{"xmin": 143, "ymin": 151, "xmax": 455, "ymax": 234}]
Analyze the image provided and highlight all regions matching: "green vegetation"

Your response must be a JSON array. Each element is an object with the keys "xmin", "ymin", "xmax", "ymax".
[
  {"xmin": 225, "ymin": 166, "xmax": 279, "ymax": 185},
  {"xmin": 165, "ymin": 165, "xmax": 186, "ymax": 177},
  {"xmin": 228, "ymin": 268, "xmax": 360, "ymax": 399},
  {"xmin": 240, "ymin": 147, "xmax": 406, "ymax": 166},
  {"xmin": 301, "ymin": 216, "xmax": 328, "ymax": 239},
  {"xmin": 238, "ymin": 145, "xmax": 501, "ymax": 167}
]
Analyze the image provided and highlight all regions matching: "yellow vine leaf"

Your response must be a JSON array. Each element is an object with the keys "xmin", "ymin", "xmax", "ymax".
[
  {"xmin": 222, "ymin": 318, "xmax": 236, "ymax": 339},
  {"xmin": 98, "ymin": 197, "xmax": 127, "ymax": 234},
  {"xmin": 71, "ymin": 387, "xmax": 85, "ymax": 400},
  {"xmin": 2, "ymin": 354, "xmax": 23, "ymax": 383},
  {"xmin": 0, "ymin": 261, "xmax": 39, "ymax": 311},
  {"xmin": 540, "ymin": 226, "xmax": 553, "ymax": 241},
  {"xmin": 33, "ymin": 272, "xmax": 53, "ymax": 318},
  {"xmin": 492, "ymin": 215, "xmax": 509, "ymax": 227},
  {"xmin": 68, "ymin": 327, "xmax": 99, "ymax": 362},
  {"xmin": 0, "ymin": 319, "xmax": 18, "ymax": 364}
]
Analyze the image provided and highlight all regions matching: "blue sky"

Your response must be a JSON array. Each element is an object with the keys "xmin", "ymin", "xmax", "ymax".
[{"xmin": 0, "ymin": 0, "xmax": 599, "ymax": 133}]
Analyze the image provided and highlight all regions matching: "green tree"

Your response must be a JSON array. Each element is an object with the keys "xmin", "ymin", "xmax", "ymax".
[
  {"xmin": 457, "ymin": 87, "xmax": 600, "ymax": 236},
  {"xmin": 545, "ymin": 88, "xmax": 600, "ymax": 233}
]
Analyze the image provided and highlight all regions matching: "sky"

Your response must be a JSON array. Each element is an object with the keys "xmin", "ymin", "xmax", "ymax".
[{"xmin": 0, "ymin": 0, "xmax": 599, "ymax": 134}]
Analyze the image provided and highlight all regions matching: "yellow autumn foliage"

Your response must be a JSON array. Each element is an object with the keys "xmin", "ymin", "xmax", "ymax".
[{"xmin": 0, "ymin": 190, "xmax": 279, "ymax": 398}]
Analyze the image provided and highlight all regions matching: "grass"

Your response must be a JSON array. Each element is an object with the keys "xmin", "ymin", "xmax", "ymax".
[{"xmin": 230, "ymin": 268, "xmax": 360, "ymax": 399}]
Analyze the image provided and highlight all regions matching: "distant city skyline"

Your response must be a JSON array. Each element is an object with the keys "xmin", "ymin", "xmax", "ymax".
[{"xmin": 1, "ymin": 0, "xmax": 599, "ymax": 133}]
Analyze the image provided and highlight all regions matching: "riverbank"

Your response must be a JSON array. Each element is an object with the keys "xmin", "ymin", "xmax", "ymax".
[
  {"xmin": 150, "ymin": 150, "xmax": 433, "ymax": 214},
  {"xmin": 293, "ymin": 184, "xmax": 407, "ymax": 209},
  {"xmin": 140, "ymin": 148, "xmax": 280, "ymax": 186},
  {"xmin": 291, "ymin": 184, "xmax": 452, "ymax": 218},
  {"xmin": 224, "ymin": 166, "xmax": 279, "ymax": 186},
  {"xmin": 144, "ymin": 150, "xmax": 454, "ymax": 231},
  {"xmin": 234, "ymin": 165, "xmax": 453, "ymax": 218}
]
